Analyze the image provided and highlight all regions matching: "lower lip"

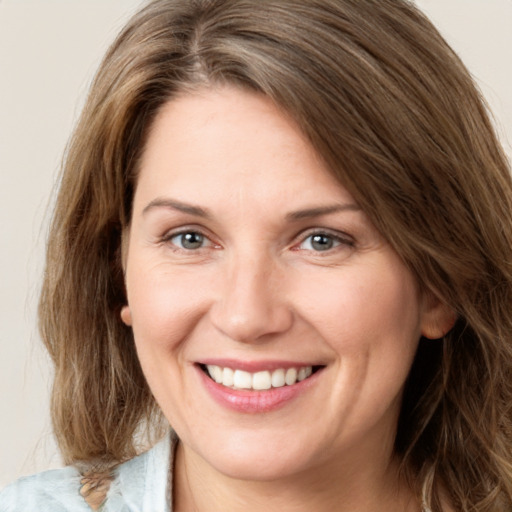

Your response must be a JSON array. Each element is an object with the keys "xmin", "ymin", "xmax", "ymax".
[{"xmin": 197, "ymin": 366, "xmax": 321, "ymax": 414}]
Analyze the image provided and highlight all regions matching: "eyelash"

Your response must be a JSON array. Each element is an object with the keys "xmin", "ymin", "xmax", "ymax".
[
  {"xmin": 294, "ymin": 229, "xmax": 354, "ymax": 253},
  {"xmin": 160, "ymin": 228, "xmax": 354, "ymax": 254},
  {"xmin": 161, "ymin": 229, "xmax": 217, "ymax": 252}
]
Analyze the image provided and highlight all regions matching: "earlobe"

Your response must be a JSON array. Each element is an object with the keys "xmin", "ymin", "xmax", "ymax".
[
  {"xmin": 420, "ymin": 294, "xmax": 456, "ymax": 340},
  {"xmin": 120, "ymin": 305, "xmax": 132, "ymax": 326}
]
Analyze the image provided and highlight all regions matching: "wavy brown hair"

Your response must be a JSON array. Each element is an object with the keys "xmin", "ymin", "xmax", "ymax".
[{"xmin": 39, "ymin": 0, "xmax": 512, "ymax": 510}]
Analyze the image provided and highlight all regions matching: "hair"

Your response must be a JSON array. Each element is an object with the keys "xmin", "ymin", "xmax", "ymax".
[{"xmin": 39, "ymin": 0, "xmax": 512, "ymax": 510}]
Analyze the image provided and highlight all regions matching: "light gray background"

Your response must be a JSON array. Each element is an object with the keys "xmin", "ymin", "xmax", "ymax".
[{"xmin": 0, "ymin": 0, "xmax": 511, "ymax": 487}]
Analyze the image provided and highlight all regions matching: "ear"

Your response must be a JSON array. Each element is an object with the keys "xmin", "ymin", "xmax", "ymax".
[
  {"xmin": 119, "ymin": 227, "xmax": 132, "ymax": 327},
  {"xmin": 420, "ymin": 294, "xmax": 456, "ymax": 340},
  {"xmin": 120, "ymin": 305, "xmax": 132, "ymax": 326}
]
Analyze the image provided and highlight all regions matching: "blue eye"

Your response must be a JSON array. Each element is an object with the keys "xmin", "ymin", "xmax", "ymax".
[
  {"xmin": 299, "ymin": 232, "xmax": 348, "ymax": 252},
  {"xmin": 305, "ymin": 234, "xmax": 336, "ymax": 251},
  {"xmin": 170, "ymin": 231, "xmax": 206, "ymax": 250}
]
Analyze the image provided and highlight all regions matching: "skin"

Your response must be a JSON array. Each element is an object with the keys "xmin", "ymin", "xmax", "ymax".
[{"xmin": 121, "ymin": 86, "xmax": 454, "ymax": 511}]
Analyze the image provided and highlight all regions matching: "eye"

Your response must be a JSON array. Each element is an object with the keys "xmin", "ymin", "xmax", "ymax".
[
  {"xmin": 297, "ymin": 231, "xmax": 352, "ymax": 252},
  {"xmin": 301, "ymin": 233, "xmax": 338, "ymax": 251},
  {"xmin": 169, "ymin": 231, "xmax": 209, "ymax": 250}
]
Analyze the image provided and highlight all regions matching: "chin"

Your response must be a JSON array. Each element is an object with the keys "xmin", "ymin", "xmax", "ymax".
[
  {"xmin": 184, "ymin": 427, "xmax": 321, "ymax": 482},
  {"xmin": 208, "ymin": 451, "xmax": 312, "ymax": 482}
]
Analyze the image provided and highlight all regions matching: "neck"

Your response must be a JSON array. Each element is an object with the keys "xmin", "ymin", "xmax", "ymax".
[{"xmin": 173, "ymin": 441, "xmax": 420, "ymax": 512}]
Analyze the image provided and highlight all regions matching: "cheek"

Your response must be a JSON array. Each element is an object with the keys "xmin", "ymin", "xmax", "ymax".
[
  {"xmin": 125, "ymin": 259, "xmax": 214, "ymax": 352},
  {"xmin": 124, "ymin": 260, "xmax": 216, "ymax": 421},
  {"xmin": 292, "ymin": 261, "xmax": 422, "ymax": 357}
]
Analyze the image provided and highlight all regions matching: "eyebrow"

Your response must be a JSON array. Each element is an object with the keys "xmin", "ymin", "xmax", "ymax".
[
  {"xmin": 285, "ymin": 203, "xmax": 361, "ymax": 221},
  {"xmin": 142, "ymin": 198, "xmax": 212, "ymax": 218},
  {"xmin": 142, "ymin": 197, "xmax": 361, "ymax": 220}
]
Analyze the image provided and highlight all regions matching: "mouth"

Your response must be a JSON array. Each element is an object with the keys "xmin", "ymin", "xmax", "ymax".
[{"xmin": 199, "ymin": 363, "xmax": 324, "ymax": 391}]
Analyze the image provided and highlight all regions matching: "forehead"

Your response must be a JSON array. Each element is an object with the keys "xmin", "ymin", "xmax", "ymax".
[{"xmin": 134, "ymin": 86, "xmax": 356, "ymax": 211}]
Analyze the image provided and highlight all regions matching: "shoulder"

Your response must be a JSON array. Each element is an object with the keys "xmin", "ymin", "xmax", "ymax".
[
  {"xmin": 0, "ymin": 466, "xmax": 90, "ymax": 512},
  {"xmin": 0, "ymin": 432, "xmax": 175, "ymax": 512}
]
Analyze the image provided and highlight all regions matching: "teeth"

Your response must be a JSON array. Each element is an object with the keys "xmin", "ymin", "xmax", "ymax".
[
  {"xmin": 222, "ymin": 367, "xmax": 234, "ymax": 387},
  {"xmin": 297, "ymin": 367, "xmax": 312, "ymax": 381},
  {"xmin": 252, "ymin": 371, "xmax": 272, "ymax": 390},
  {"xmin": 210, "ymin": 365, "xmax": 223, "ymax": 383},
  {"xmin": 206, "ymin": 365, "xmax": 314, "ymax": 390},
  {"xmin": 271, "ymin": 368, "xmax": 285, "ymax": 388},
  {"xmin": 233, "ymin": 370, "xmax": 252, "ymax": 389},
  {"xmin": 285, "ymin": 368, "xmax": 297, "ymax": 385}
]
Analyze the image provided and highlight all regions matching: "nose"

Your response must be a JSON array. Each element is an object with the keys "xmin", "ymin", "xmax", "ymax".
[{"xmin": 210, "ymin": 252, "xmax": 293, "ymax": 343}]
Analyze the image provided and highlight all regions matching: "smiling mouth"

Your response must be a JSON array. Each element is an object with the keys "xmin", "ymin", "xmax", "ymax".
[{"xmin": 200, "ymin": 364, "xmax": 323, "ymax": 391}]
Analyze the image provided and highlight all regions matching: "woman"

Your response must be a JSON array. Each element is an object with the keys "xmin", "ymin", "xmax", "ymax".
[{"xmin": 2, "ymin": 0, "xmax": 512, "ymax": 511}]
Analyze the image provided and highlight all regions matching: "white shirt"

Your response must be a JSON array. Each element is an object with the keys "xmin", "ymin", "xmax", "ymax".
[{"xmin": 0, "ymin": 432, "xmax": 175, "ymax": 512}]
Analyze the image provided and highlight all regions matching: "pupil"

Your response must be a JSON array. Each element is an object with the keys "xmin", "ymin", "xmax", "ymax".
[
  {"xmin": 312, "ymin": 234, "xmax": 332, "ymax": 251},
  {"xmin": 182, "ymin": 232, "xmax": 203, "ymax": 249}
]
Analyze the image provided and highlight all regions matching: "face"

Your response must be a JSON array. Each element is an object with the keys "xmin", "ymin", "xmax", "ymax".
[{"xmin": 122, "ymin": 86, "xmax": 451, "ymax": 482}]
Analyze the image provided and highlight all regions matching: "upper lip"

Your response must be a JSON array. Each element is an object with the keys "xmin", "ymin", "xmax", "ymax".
[{"xmin": 197, "ymin": 358, "xmax": 325, "ymax": 372}]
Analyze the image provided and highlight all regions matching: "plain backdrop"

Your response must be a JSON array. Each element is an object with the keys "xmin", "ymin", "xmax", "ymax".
[{"xmin": 0, "ymin": 0, "xmax": 511, "ymax": 487}]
